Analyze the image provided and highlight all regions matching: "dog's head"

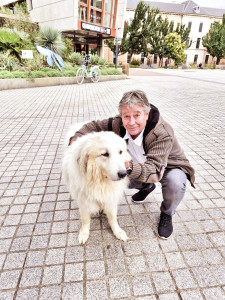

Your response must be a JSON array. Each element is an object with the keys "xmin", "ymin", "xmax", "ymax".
[{"xmin": 77, "ymin": 131, "xmax": 131, "ymax": 181}]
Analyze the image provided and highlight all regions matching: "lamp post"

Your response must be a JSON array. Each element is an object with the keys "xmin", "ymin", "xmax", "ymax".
[{"xmin": 115, "ymin": 36, "xmax": 118, "ymax": 69}]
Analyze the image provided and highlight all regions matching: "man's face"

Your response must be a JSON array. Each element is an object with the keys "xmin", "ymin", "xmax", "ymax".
[{"xmin": 121, "ymin": 104, "xmax": 149, "ymax": 139}]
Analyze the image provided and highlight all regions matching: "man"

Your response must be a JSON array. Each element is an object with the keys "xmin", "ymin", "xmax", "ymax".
[{"xmin": 69, "ymin": 90, "xmax": 195, "ymax": 239}]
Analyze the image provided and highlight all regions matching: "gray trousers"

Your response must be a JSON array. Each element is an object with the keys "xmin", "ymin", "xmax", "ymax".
[{"xmin": 129, "ymin": 168, "xmax": 187, "ymax": 216}]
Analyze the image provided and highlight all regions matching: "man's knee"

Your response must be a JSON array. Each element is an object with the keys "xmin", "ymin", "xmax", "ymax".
[{"xmin": 161, "ymin": 169, "xmax": 187, "ymax": 193}]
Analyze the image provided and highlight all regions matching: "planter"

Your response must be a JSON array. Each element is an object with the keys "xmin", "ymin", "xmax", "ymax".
[{"xmin": 0, "ymin": 74, "xmax": 127, "ymax": 91}]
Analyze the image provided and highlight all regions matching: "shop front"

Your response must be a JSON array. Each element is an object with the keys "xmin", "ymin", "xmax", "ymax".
[
  {"xmin": 27, "ymin": 0, "xmax": 126, "ymax": 57},
  {"xmin": 63, "ymin": 0, "xmax": 118, "ymax": 56}
]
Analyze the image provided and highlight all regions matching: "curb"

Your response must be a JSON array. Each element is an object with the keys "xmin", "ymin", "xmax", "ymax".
[{"xmin": 0, "ymin": 74, "xmax": 128, "ymax": 91}]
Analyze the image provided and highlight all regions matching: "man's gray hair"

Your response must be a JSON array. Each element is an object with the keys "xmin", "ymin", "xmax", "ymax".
[{"xmin": 118, "ymin": 90, "xmax": 150, "ymax": 115}]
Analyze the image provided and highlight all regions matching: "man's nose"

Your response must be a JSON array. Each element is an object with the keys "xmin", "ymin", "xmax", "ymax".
[{"xmin": 128, "ymin": 116, "xmax": 135, "ymax": 124}]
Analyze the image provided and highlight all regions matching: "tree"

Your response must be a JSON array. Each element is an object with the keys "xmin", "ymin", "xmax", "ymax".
[
  {"xmin": 125, "ymin": 1, "xmax": 159, "ymax": 62},
  {"xmin": 202, "ymin": 14, "xmax": 225, "ymax": 67},
  {"xmin": 36, "ymin": 26, "xmax": 66, "ymax": 56},
  {"xmin": 107, "ymin": 1, "xmax": 159, "ymax": 63},
  {"xmin": 175, "ymin": 23, "xmax": 191, "ymax": 47},
  {"xmin": 148, "ymin": 16, "xmax": 174, "ymax": 66},
  {"xmin": 164, "ymin": 32, "xmax": 186, "ymax": 65}
]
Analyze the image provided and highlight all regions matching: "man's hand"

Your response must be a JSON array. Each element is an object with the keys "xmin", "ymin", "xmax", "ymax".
[{"xmin": 125, "ymin": 160, "xmax": 133, "ymax": 175}]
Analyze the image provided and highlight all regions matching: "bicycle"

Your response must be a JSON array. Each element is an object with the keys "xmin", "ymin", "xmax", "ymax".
[{"xmin": 76, "ymin": 56, "xmax": 101, "ymax": 84}]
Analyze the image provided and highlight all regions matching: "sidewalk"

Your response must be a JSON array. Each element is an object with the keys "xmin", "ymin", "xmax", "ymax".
[{"xmin": 0, "ymin": 72, "xmax": 225, "ymax": 299}]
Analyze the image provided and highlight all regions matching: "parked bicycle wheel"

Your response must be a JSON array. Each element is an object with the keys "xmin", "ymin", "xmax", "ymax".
[
  {"xmin": 91, "ymin": 67, "xmax": 101, "ymax": 83},
  {"xmin": 76, "ymin": 68, "xmax": 85, "ymax": 84}
]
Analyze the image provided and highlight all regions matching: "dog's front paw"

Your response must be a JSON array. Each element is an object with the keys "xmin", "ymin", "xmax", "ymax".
[
  {"xmin": 78, "ymin": 230, "xmax": 89, "ymax": 244},
  {"xmin": 114, "ymin": 229, "xmax": 128, "ymax": 242}
]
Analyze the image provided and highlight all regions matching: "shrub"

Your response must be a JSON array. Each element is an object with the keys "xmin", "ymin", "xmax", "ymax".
[
  {"xmin": 46, "ymin": 70, "xmax": 62, "ymax": 77},
  {"xmin": 0, "ymin": 52, "xmax": 19, "ymax": 71},
  {"xmin": 11, "ymin": 71, "xmax": 27, "ymax": 78},
  {"xmin": 23, "ymin": 52, "xmax": 44, "ymax": 71},
  {"xmin": 68, "ymin": 52, "xmax": 84, "ymax": 65},
  {"xmin": 98, "ymin": 57, "xmax": 107, "ymax": 66},
  {"xmin": 0, "ymin": 72, "xmax": 14, "ymax": 79},
  {"xmin": 89, "ymin": 55, "xmax": 99, "ymax": 65},
  {"xmin": 36, "ymin": 26, "xmax": 65, "ymax": 56},
  {"xmin": 31, "ymin": 70, "xmax": 46, "ymax": 78},
  {"xmin": 62, "ymin": 70, "xmax": 77, "ymax": 77},
  {"xmin": 107, "ymin": 63, "xmax": 115, "ymax": 67},
  {"xmin": 101, "ymin": 69, "xmax": 122, "ymax": 75},
  {"xmin": 129, "ymin": 65, "xmax": 140, "ymax": 68},
  {"xmin": 62, "ymin": 38, "xmax": 73, "ymax": 60},
  {"xmin": 62, "ymin": 62, "xmax": 74, "ymax": 70},
  {"xmin": 130, "ymin": 59, "xmax": 140, "ymax": 66}
]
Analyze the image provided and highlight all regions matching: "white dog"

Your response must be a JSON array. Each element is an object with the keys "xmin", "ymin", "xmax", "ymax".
[{"xmin": 62, "ymin": 127, "xmax": 131, "ymax": 244}]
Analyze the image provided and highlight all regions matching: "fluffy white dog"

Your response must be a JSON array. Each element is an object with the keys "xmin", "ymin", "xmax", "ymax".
[{"xmin": 62, "ymin": 127, "xmax": 131, "ymax": 244}]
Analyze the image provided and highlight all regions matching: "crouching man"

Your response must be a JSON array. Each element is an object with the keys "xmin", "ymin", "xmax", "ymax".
[{"xmin": 70, "ymin": 90, "xmax": 195, "ymax": 239}]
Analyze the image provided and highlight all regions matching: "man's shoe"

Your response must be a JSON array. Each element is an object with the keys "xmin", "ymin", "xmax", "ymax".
[
  {"xmin": 158, "ymin": 213, "xmax": 173, "ymax": 239},
  {"xmin": 132, "ymin": 183, "xmax": 156, "ymax": 203}
]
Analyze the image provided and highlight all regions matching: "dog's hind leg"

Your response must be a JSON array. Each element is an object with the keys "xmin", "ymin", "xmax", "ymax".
[
  {"xmin": 78, "ymin": 211, "xmax": 91, "ymax": 244},
  {"xmin": 105, "ymin": 210, "xmax": 128, "ymax": 242}
]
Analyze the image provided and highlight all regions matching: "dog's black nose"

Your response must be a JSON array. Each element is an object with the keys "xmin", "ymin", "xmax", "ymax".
[{"xmin": 118, "ymin": 170, "xmax": 127, "ymax": 179}]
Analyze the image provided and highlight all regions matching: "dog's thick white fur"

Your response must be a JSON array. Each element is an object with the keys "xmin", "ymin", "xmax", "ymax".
[{"xmin": 62, "ymin": 126, "xmax": 131, "ymax": 244}]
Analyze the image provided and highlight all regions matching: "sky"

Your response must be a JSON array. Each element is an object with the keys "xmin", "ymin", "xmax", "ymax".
[{"xmin": 150, "ymin": 0, "xmax": 225, "ymax": 9}]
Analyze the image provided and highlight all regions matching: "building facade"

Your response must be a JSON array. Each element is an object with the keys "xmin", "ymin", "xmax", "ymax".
[
  {"xmin": 124, "ymin": 0, "xmax": 225, "ymax": 66},
  {"xmin": 1, "ymin": 0, "xmax": 127, "ymax": 57}
]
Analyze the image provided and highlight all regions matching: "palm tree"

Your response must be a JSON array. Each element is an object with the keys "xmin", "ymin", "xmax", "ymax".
[{"xmin": 36, "ymin": 26, "xmax": 65, "ymax": 56}]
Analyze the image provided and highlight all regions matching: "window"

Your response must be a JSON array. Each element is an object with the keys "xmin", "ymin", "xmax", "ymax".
[
  {"xmin": 90, "ymin": 9, "xmax": 101, "ymax": 24},
  {"xmin": 188, "ymin": 22, "xmax": 192, "ymax": 30},
  {"xmin": 194, "ymin": 55, "xmax": 198, "ymax": 63},
  {"xmin": 79, "ymin": 0, "xmax": 116, "ymax": 28},
  {"xmin": 103, "ymin": 13, "xmax": 110, "ymax": 27},
  {"xmin": 196, "ymin": 38, "xmax": 201, "ymax": 49},
  {"xmin": 91, "ymin": 0, "xmax": 102, "ymax": 9},
  {"xmin": 79, "ymin": 0, "xmax": 88, "ymax": 22},
  {"xmin": 103, "ymin": 0, "xmax": 115, "ymax": 27},
  {"xmin": 79, "ymin": 5, "xmax": 87, "ymax": 21},
  {"xmin": 199, "ymin": 22, "xmax": 203, "ymax": 32},
  {"xmin": 205, "ymin": 55, "xmax": 209, "ymax": 64}
]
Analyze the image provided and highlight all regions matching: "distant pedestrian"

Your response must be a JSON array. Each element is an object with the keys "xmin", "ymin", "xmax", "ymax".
[
  {"xmin": 148, "ymin": 57, "xmax": 152, "ymax": 68},
  {"xmin": 165, "ymin": 58, "xmax": 168, "ymax": 69}
]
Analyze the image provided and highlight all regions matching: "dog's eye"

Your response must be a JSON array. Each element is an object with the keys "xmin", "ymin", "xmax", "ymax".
[
  {"xmin": 102, "ymin": 152, "xmax": 109, "ymax": 157},
  {"xmin": 119, "ymin": 150, "xmax": 123, "ymax": 154}
]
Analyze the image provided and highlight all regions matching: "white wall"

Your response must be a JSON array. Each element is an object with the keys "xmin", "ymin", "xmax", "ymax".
[
  {"xmin": 1, "ymin": 0, "xmax": 18, "ymax": 5},
  {"xmin": 29, "ymin": 0, "xmax": 77, "ymax": 31}
]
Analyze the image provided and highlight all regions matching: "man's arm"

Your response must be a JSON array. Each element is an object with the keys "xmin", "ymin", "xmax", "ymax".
[
  {"xmin": 68, "ymin": 118, "xmax": 110, "ymax": 145},
  {"xmin": 129, "ymin": 128, "xmax": 173, "ymax": 183},
  {"xmin": 75, "ymin": 119, "xmax": 110, "ymax": 137}
]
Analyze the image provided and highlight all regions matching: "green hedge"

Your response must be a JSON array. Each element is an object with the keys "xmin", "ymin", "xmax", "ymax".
[{"xmin": 0, "ymin": 66, "xmax": 123, "ymax": 79}]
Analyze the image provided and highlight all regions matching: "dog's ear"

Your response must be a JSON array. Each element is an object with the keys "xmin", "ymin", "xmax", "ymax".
[{"xmin": 77, "ymin": 151, "xmax": 89, "ymax": 175}]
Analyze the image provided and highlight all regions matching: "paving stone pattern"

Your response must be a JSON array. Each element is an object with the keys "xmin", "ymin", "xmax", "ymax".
[{"xmin": 0, "ymin": 70, "xmax": 225, "ymax": 299}]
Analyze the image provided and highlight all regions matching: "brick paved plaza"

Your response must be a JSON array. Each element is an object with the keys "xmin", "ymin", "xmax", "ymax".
[{"xmin": 0, "ymin": 69, "xmax": 225, "ymax": 299}]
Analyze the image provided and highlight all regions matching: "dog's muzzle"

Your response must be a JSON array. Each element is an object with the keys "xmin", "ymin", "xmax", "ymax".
[{"xmin": 117, "ymin": 170, "xmax": 127, "ymax": 179}]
